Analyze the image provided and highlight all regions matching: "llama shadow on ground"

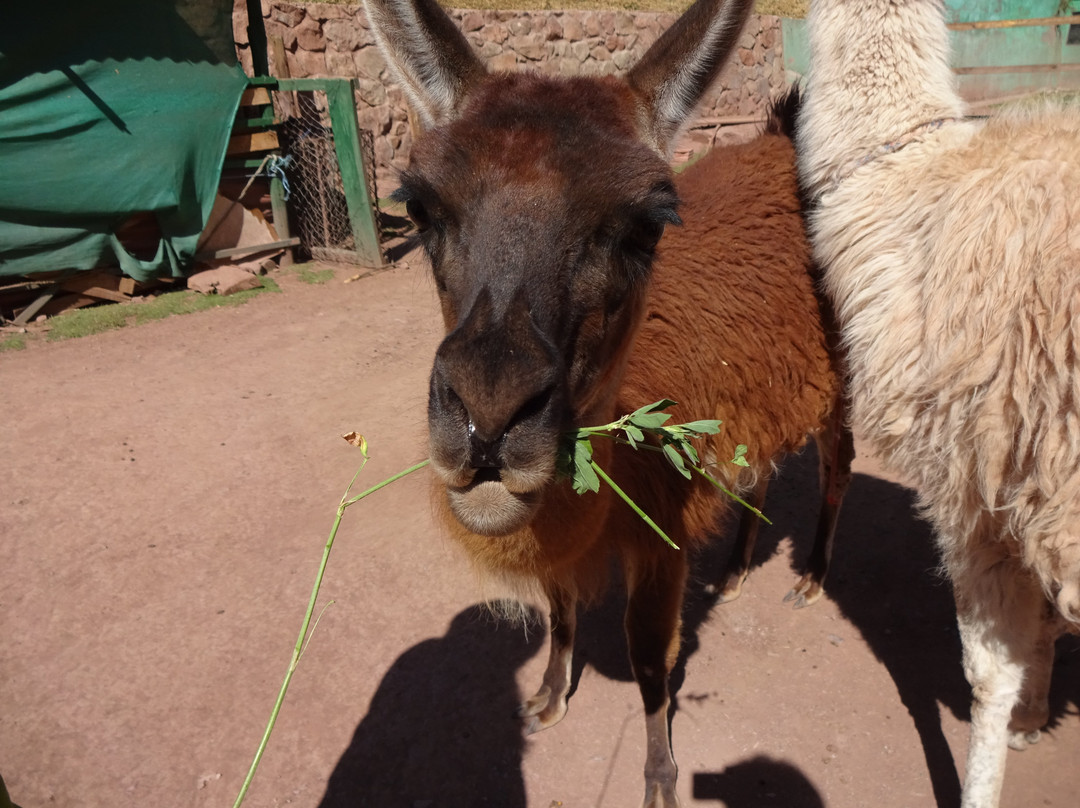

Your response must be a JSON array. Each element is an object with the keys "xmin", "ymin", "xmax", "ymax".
[
  {"xmin": 317, "ymin": 603, "xmax": 544, "ymax": 808},
  {"xmin": 569, "ymin": 442, "xmax": 1080, "ymax": 807},
  {"xmin": 715, "ymin": 444, "xmax": 1080, "ymax": 807},
  {"xmin": 742, "ymin": 445, "xmax": 970, "ymax": 806},
  {"xmin": 692, "ymin": 755, "xmax": 825, "ymax": 807}
]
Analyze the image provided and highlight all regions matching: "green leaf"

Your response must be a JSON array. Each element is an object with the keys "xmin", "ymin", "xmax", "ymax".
[
  {"xmin": 732, "ymin": 444, "xmax": 750, "ymax": 468},
  {"xmin": 572, "ymin": 440, "xmax": 601, "ymax": 493},
  {"xmin": 629, "ymin": 411, "xmax": 673, "ymax": 429},
  {"xmin": 623, "ymin": 424, "xmax": 644, "ymax": 449},
  {"xmin": 662, "ymin": 442, "xmax": 691, "ymax": 479},
  {"xmin": 680, "ymin": 419, "xmax": 723, "ymax": 435},
  {"xmin": 631, "ymin": 399, "xmax": 678, "ymax": 417},
  {"xmin": 680, "ymin": 439, "xmax": 700, "ymax": 466}
]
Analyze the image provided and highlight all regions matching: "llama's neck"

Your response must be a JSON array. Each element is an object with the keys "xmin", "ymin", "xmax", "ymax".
[{"xmin": 797, "ymin": 0, "xmax": 965, "ymax": 195}]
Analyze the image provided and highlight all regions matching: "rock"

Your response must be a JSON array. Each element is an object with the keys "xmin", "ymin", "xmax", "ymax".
[
  {"xmin": 294, "ymin": 15, "xmax": 325, "ymax": 52},
  {"xmin": 304, "ymin": 2, "xmax": 352, "ymax": 21},
  {"xmin": 290, "ymin": 48, "xmax": 327, "ymax": 77},
  {"xmin": 355, "ymin": 77, "xmax": 387, "ymax": 107},
  {"xmin": 354, "ymin": 45, "xmax": 387, "ymax": 81},
  {"xmin": 461, "ymin": 11, "xmax": 484, "ymax": 32},
  {"xmin": 187, "ymin": 267, "xmax": 262, "ymax": 296},
  {"xmin": 271, "ymin": 3, "xmax": 305, "ymax": 28},
  {"xmin": 612, "ymin": 50, "xmax": 635, "ymax": 71},
  {"xmin": 561, "ymin": 15, "xmax": 584, "ymax": 41},
  {"xmin": 488, "ymin": 52, "xmax": 518, "ymax": 72},
  {"xmin": 324, "ymin": 18, "xmax": 365, "ymax": 51}
]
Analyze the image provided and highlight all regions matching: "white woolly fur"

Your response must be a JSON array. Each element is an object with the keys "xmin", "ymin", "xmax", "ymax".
[{"xmin": 797, "ymin": 0, "xmax": 1080, "ymax": 806}]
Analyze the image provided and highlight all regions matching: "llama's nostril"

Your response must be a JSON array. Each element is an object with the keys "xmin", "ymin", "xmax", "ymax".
[{"xmin": 468, "ymin": 422, "xmax": 504, "ymax": 470}]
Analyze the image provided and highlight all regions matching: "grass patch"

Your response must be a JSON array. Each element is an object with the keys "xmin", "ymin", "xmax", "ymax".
[
  {"xmin": 294, "ymin": 264, "xmax": 336, "ymax": 285},
  {"xmin": 0, "ymin": 334, "xmax": 27, "ymax": 353},
  {"xmin": 43, "ymin": 278, "xmax": 280, "ymax": 343}
]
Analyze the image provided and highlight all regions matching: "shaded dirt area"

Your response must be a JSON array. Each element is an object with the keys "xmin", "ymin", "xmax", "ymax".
[{"xmin": 2, "ymin": 261, "xmax": 1079, "ymax": 808}]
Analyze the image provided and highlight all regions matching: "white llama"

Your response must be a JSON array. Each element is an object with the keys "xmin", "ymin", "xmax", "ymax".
[{"xmin": 796, "ymin": 1, "xmax": 1080, "ymax": 806}]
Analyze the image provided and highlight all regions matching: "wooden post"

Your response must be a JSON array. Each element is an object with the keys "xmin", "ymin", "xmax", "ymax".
[{"xmin": 245, "ymin": 0, "xmax": 269, "ymax": 77}]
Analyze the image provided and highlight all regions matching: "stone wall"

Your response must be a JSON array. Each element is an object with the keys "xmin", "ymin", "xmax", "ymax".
[{"xmin": 235, "ymin": 1, "xmax": 787, "ymax": 185}]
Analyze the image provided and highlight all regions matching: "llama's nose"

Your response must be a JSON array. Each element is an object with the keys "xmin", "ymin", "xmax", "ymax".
[{"xmin": 468, "ymin": 421, "xmax": 503, "ymax": 469}]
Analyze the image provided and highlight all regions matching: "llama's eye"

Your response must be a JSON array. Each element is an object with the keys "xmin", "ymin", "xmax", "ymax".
[
  {"xmin": 624, "ymin": 218, "xmax": 667, "ymax": 256},
  {"xmin": 406, "ymin": 198, "xmax": 432, "ymax": 232}
]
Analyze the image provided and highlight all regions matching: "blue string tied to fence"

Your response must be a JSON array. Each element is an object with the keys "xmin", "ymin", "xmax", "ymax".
[{"xmin": 266, "ymin": 154, "xmax": 293, "ymax": 202}]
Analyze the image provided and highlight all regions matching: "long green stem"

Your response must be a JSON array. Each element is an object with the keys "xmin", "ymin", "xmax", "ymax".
[
  {"xmin": 589, "ymin": 459, "xmax": 680, "ymax": 550},
  {"xmin": 692, "ymin": 465, "xmax": 771, "ymax": 524},
  {"xmin": 344, "ymin": 460, "xmax": 430, "ymax": 506},
  {"xmin": 232, "ymin": 457, "xmax": 429, "ymax": 808}
]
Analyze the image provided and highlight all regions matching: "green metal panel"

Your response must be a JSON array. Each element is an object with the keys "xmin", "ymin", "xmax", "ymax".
[
  {"xmin": 948, "ymin": 0, "xmax": 1080, "ymax": 98},
  {"xmin": 323, "ymin": 79, "xmax": 383, "ymax": 268},
  {"xmin": 782, "ymin": 0, "xmax": 1080, "ymax": 101},
  {"xmin": 781, "ymin": 18, "xmax": 809, "ymax": 78}
]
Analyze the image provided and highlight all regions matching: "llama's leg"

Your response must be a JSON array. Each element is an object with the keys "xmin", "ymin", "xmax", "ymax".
[
  {"xmin": 625, "ymin": 555, "xmax": 689, "ymax": 808},
  {"xmin": 519, "ymin": 583, "xmax": 577, "ymax": 734},
  {"xmin": 786, "ymin": 406, "xmax": 854, "ymax": 609},
  {"xmin": 953, "ymin": 562, "xmax": 1048, "ymax": 808},
  {"xmin": 714, "ymin": 476, "xmax": 770, "ymax": 603},
  {"xmin": 1007, "ymin": 603, "xmax": 1063, "ymax": 750}
]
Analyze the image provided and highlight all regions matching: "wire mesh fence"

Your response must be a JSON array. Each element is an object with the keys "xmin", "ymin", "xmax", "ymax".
[{"xmin": 275, "ymin": 88, "xmax": 380, "ymax": 264}]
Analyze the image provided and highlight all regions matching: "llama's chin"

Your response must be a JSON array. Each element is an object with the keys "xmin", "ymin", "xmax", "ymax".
[{"xmin": 447, "ymin": 480, "xmax": 540, "ymax": 536}]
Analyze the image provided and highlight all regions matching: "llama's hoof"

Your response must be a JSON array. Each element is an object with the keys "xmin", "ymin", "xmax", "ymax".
[
  {"xmin": 1008, "ymin": 729, "xmax": 1042, "ymax": 751},
  {"xmin": 784, "ymin": 575, "xmax": 824, "ymax": 609},
  {"xmin": 714, "ymin": 571, "xmax": 747, "ymax": 604},
  {"xmin": 518, "ymin": 685, "xmax": 567, "ymax": 734}
]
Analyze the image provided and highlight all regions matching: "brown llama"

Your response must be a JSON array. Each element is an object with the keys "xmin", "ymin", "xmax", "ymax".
[{"xmin": 363, "ymin": 0, "xmax": 853, "ymax": 804}]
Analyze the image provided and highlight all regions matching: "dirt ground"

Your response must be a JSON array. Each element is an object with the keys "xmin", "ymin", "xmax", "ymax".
[{"xmin": 2, "ymin": 259, "xmax": 1079, "ymax": 808}]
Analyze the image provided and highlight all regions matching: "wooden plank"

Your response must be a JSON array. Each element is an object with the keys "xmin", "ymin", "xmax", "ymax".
[
  {"xmin": 58, "ymin": 271, "xmax": 120, "ymax": 295},
  {"xmin": 37, "ymin": 295, "xmax": 100, "ymax": 318},
  {"xmin": 269, "ymin": 35, "xmax": 296, "ymax": 120},
  {"xmin": 226, "ymin": 130, "xmax": 279, "ymax": 156},
  {"xmin": 194, "ymin": 237, "xmax": 300, "ymax": 261},
  {"xmin": 54, "ymin": 272, "xmax": 131, "ymax": 303},
  {"xmin": 73, "ymin": 286, "xmax": 128, "ymax": 303},
  {"xmin": 12, "ymin": 285, "xmax": 61, "ymax": 325},
  {"xmin": 240, "ymin": 87, "xmax": 272, "ymax": 106},
  {"xmin": 947, "ymin": 15, "xmax": 1079, "ymax": 31},
  {"xmin": 954, "ymin": 63, "xmax": 1080, "ymax": 75}
]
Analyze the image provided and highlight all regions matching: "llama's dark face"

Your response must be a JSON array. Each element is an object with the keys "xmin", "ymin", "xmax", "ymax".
[{"xmin": 396, "ymin": 73, "xmax": 679, "ymax": 536}]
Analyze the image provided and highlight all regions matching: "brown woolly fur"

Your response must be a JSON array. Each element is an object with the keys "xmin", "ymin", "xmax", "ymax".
[
  {"xmin": 798, "ymin": 1, "xmax": 1080, "ymax": 805},
  {"xmin": 366, "ymin": 0, "xmax": 851, "ymax": 804},
  {"xmin": 617, "ymin": 129, "xmax": 836, "ymax": 553}
]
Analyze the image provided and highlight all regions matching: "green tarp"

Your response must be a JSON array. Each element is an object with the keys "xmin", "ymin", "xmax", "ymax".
[{"xmin": 0, "ymin": 0, "xmax": 249, "ymax": 280}]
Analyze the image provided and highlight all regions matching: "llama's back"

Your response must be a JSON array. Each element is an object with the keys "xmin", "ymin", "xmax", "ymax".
[{"xmin": 616, "ymin": 126, "xmax": 836, "ymax": 550}]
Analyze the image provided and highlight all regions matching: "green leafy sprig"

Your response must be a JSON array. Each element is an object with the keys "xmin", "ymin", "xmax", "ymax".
[{"xmin": 559, "ymin": 399, "xmax": 768, "ymax": 549}]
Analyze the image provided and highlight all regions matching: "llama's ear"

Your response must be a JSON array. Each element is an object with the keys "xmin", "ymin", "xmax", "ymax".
[
  {"xmin": 626, "ymin": 0, "xmax": 755, "ymax": 156},
  {"xmin": 363, "ymin": 0, "xmax": 487, "ymax": 129}
]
